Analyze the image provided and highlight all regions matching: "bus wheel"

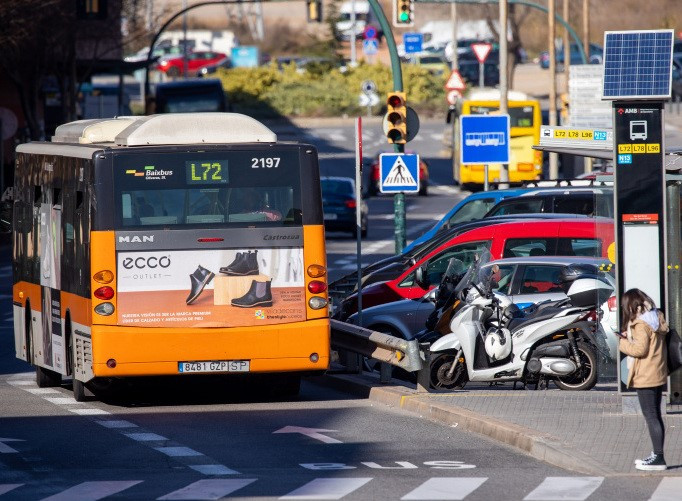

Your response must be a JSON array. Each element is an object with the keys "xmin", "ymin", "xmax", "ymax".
[{"xmin": 36, "ymin": 366, "xmax": 62, "ymax": 388}]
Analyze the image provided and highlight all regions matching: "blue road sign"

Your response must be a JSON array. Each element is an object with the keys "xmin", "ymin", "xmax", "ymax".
[
  {"xmin": 231, "ymin": 46, "xmax": 260, "ymax": 68},
  {"xmin": 379, "ymin": 154, "xmax": 420, "ymax": 193},
  {"xmin": 403, "ymin": 33, "xmax": 423, "ymax": 54},
  {"xmin": 460, "ymin": 115, "xmax": 511, "ymax": 165},
  {"xmin": 364, "ymin": 25, "xmax": 378, "ymax": 40},
  {"xmin": 362, "ymin": 38, "xmax": 379, "ymax": 56}
]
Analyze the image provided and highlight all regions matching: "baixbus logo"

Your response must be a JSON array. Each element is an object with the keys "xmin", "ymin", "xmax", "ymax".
[
  {"xmin": 122, "ymin": 256, "xmax": 171, "ymax": 269},
  {"xmin": 118, "ymin": 235, "xmax": 154, "ymax": 243},
  {"xmin": 125, "ymin": 165, "xmax": 173, "ymax": 180}
]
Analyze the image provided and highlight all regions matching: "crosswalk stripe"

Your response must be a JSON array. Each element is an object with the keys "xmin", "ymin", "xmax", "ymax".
[
  {"xmin": 524, "ymin": 477, "xmax": 604, "ymax": 500},
  {"xmin": 401, "ymin": 478, "xmax": 488, "ymax": 500},
  {"xmin": 280, "ymin": 477, "xmax": 373, "ymax": 500},
  {"xmin": 155, "ymin": 446, "xmax": 203, "ymax": 457},
  {"xmin": 0, "ymin": 484, "xmax": 23, "ymax": 496},
  {"xmin": 157, "ymin": 479, "xmax": 256, "ymax": 500},
  {"xmin": 124, "ymin": 432, "xmax": 168, "ymax": 442},
  {"xmin": 95, "ymin": 420, "xmax": 138, "ymax": 429},
  {"xmin": 40, "ymin": 481, "xmax": 142, "ymax": 501},
  {"xmin": 648, "ymin": 477, "xmax": 682, "ymax": 501},
  {"xmin": 68, "ymin": 408, "xmax": 110, "ymax": 416},
  {"xmin": 189, "ymin": 465, "xmax": 239, "ymax": 475},
  {"xmin": 45, "ymin": 397, "xmax": 81, "ymax": 405},
  {"xmin": 26, "ymin": 388, "xmax": 62, "ymax": 395}
]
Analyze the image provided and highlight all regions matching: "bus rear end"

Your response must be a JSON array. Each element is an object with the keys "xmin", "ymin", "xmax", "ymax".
[{"xmin": 89, "ymin": 119, "xmax": 329, "ymax": 382}]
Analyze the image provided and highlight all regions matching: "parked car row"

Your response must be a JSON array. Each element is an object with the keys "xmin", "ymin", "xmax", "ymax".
[{"xmin": 329, "ymin": 180, "xmax": 618, "ymax": 387}]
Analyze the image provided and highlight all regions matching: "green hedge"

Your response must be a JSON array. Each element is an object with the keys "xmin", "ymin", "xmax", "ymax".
[{"xmin": 214, "ymin": 61, "xmax": 447, "ymax": 118}]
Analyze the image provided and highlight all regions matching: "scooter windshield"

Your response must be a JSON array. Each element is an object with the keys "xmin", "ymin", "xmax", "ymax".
[{"xmin": 454, "ymin": 248, "xmax": 493, "ymax": 297}]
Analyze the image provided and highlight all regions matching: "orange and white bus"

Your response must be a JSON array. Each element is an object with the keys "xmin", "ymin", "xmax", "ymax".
[{"xmin": 12, "ymin": 113, "xmax": 329, "ymax": 400}]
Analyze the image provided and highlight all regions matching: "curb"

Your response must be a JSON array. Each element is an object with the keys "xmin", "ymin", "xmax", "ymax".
[{"xmin": 310, "ymin": 373, "xmax": 615, "ymax": 476}]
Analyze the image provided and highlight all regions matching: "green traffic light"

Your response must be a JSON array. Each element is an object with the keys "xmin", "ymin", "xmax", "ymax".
[{"xmin": 399, "ymin": 12, "xmax": 410, "ymax": 22}]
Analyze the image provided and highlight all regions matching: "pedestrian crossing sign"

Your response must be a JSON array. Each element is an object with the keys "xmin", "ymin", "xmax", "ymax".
[{"xmin": 379, "ymin": 153, "xmax": 420, "ymax": 193}]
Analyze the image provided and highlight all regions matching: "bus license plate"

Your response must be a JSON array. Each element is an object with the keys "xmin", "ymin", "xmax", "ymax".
[{"xmin": 178, "ymin": 360, "xmax": 250, "ymax": 373}]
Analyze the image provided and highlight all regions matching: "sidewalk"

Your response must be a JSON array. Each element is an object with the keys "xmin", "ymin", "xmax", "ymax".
[{"xmin": 314, "ymin": 372, "xmax": 682, "ymax": 476}]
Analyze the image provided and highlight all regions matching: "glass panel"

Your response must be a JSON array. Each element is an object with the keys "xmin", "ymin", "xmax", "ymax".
[
  {"xmin": 487, "ymin": 198, "xmax": 543, "ymax": 216},
  {"xmin": 422, "ymin": 241, "xmax": 490, "ymax": 286},
  {"xmin": 503, "ymin": 238, "xmax": 552, "ymax": 258},
  {"xmin": 560, "ymin": 238, "xmax": 602, "ymax": 257},
  {"xmin": 553, "ymin": 195, "xmax": 595, "ymax": 216},
  {"xmin": 448, "ymin": 198, "xmax": 497, "ymax": 225},
  {"xmin": 492, "ymin": 264, "xmax": 515, "ymax": 295},
  {"xmin": 519, "ymin": 265, "xmax": 564, "ymax": 294},
  {"xmin": 467, "ymin": 105, "xmax": 535, "ymax": 127}
]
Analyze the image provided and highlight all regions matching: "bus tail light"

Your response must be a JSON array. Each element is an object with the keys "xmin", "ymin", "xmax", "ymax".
[
  {"xmin": 307, "ymin": 264, "xmax": 326, "ymax": 278},
  {"xmin": 517, "ymin": 162, "xmax": 534, "ymax": 172},
  {"xmin": 308, "ymin": 281, "xmax": 327, "ymax": 294},
  {"xmin": 94, "ymin": 286, "xmax": 115, "ymax": 300},
  {"xmin": 93, "ymin": 270, "xmax": 114, "ymax": 284},
  {"xmin": 345, "ymin": 199, "xmax": 357, "ymax": 209},
  {"xmin": 309, "ymin": 297, "xmax": 328, "ymax": 310},
  {"xmin": 94, "ymin": 302, "xmax": 115, "ymax": 316}
]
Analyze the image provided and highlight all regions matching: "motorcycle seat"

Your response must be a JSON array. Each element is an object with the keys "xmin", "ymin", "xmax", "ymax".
[{"xmin": 506, "ymin": 305, "xmax": 568, "ymax": 332}]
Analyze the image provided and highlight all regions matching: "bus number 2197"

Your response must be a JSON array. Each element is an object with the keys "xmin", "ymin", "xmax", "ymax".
[{"xmin": 252, "ymin": 157, "xmax": 280, "ymax": 168}]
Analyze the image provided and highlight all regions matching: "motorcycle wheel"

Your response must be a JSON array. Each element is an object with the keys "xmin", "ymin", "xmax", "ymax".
[
  {"xmin": 430, "ymin": 354, "xmax": 468, "ymax": 390},
  {"xmin": 554, "ymin": 342, "xmax": 598, "ymax": 391}
]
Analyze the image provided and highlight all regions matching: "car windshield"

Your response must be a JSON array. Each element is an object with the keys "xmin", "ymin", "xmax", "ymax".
[{"xmin": 322, "ymin": 179, "xmax": 353, "ymax": 196}]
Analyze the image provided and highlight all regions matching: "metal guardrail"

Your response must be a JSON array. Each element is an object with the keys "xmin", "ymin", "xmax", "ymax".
[{"xmin": 330, "ymin": 319, "xmax": 431, "ymax": 392}]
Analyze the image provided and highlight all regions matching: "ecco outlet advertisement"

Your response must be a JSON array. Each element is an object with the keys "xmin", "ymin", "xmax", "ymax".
[{"xmin": 116, "ymin": 248, "xmax": 305, "ymax": 327}]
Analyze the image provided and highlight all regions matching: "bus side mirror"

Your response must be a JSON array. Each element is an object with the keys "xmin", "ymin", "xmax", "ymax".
[{"xmin": 415, "ymin": 265, "xmax": 429, "ymax": 290}]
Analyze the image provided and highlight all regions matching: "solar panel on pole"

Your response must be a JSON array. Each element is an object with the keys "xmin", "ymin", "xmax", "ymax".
[{"xmin": 602, "ymin": 30, "xmax": 674, "ymax": 100}]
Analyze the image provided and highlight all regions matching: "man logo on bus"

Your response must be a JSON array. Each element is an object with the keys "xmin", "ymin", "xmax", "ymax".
[
  {"xmin": 119, "ymin": 235, "xmax": 155, "ymax": 243},
  {"xmin": 122, "ymin": 256, "xmax": 171, "ymax": 269}
]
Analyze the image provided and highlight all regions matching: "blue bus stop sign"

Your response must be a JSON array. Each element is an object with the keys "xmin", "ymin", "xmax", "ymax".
[
  {"xmin": 460, "ymin": 115, "xmax": 511, "ymax": 164},
  {"xmin": 403, "ymin": 33, "xmax": 423, "ymax": 54},
  {"xmin": 379, "ymin": 154, "xmax": 420, "ymax": 193}
]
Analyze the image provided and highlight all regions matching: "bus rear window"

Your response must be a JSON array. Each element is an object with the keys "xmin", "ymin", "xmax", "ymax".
[
  {"xmin": 468, "ymin": 105, "xmax": 535, "ymax": 127},
  {"xmin": 114, "ymin": 150, "xmax": 302, "ymax": 228}
]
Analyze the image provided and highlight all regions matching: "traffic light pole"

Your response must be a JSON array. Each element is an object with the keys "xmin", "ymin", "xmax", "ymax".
[{"xmin": 367, "ymin": 0, "xmax": 407, "ymax": 253}]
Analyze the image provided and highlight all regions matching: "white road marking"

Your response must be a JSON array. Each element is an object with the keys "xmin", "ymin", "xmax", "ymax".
[
  {"xmin": 0, "ymin": 438, "xmax": 25, "ymax": 454},
  {"xmin": 68, "ymin": 408, "xmax": 110, "ymax": 416},
  {"xmin": 124, "ymin": 432, "xmax": 168, "ymax": 442},
  {"xmin": 189, "ymin": 464, "xmax": 240, "ymax": 475},
  {"xmin": 157, "ymin": 479, "xmax": 256, "ymax": 500},
  {"xmin": 280, "ymin": 478, "xmax": 373, "ymax": 500},
  {"xmin": 648, "ymin": 477, "xmax": 682, "ymax": 501},
  {"xmin": 39, "ymin": 480, "xmax": 142, "ymax": 501},
  {"xmin": 25, "ymin": 388, "xmax": 62, "ymax": 395},
  {"xmin": 154, "ymin": 446, "xmax": 203, "ymax": 457},
  {"xmin": 524, "ymin": 477, "xmax": 604, "ymax": 500},
  {"xmin": 44, "ymin": 397, "xmax": 81, "ymax": 405},
  {"xmin": 95, "ymin": 420, "xmax": 138, "ymax": 429},
  {"xmin": 430, "ymin": 133, "xmax": 444, "ymax": 141},
  {"xmin": 7, "ymin": 373, "xmax": 33, "ymax": 380},
  {"xmin": 273, "ymin": 426, "xmax": 342, "ymax": 444},
  {"xmin": 0, "ymin": 484, "xmax": 23, "ymax": 496},
  {"xmin": 7, "ymin": 380, "xmax": 35, "ymax": 386},
  {"xmin": 401, "ymin": 478, "xmax": 488, "ymax": 500}
]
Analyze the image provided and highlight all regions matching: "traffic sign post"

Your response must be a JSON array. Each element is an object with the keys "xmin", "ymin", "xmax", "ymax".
[
  {"xmin": 460, "ymin": 115, "xmax": 510, "ymax": 191},
  {"xmin": 379, "ymin": 153, "xmax": 420, "ymax": 193},
  {"xmin": 471, "ymin": 42, "xmax": 492, "ymax": 88}
]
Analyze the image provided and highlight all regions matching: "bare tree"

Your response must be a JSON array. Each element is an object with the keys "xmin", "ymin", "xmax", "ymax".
[{"xmin": 484, "ymin": 3, "xmax": 532, "ymax": 89}]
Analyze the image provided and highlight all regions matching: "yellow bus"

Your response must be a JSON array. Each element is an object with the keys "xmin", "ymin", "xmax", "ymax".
[
  {"xmin": 11, "ymin": 113, "xmax": 329, "ymax": 400},
  {"xmin": 458, "ymin": 90, "xmax": 543, "ymax": 188}
]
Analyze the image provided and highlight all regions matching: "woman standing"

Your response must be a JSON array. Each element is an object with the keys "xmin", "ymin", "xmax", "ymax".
[{"xmin": 619, "ymin": 288, "xmax": 669, "ymax": 471}]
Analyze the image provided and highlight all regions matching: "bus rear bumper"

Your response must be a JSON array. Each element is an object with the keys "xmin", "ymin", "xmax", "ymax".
[{"xmin": 90, "ymin": 318, "xmax": 330, "ymax": 377}]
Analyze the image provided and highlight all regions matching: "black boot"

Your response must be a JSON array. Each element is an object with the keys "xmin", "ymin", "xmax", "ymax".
[
  {"xmin": 231, "ymin": 279, "xmax": 272, "ymax": 308},
  {"xmin": 219, "ymin": 252, "xmax": 244, "ymax": 274},
  {"xmin": 186, "ymin": 265, "xmax": 215, "ymax": 305},
  {"xmin": 222, "ymin": 250, "xmax": 259, "ymax": 276}
]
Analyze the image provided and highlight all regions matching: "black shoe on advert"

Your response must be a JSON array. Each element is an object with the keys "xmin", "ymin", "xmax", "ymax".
[
  {"xmin": 231, "ymin": 279, "xmax": 272, "ymax": 308},
  {"xmin": 186, "ymin": 265, "xmax": 215, "ymax": 305},
  {"xmin": 219, "ymin": 252, "xmax": 244, "ymax": 274},
  {"xmin": 635, "ymin": 453, "xmax": 667, "ymax": 471},
  {"xmin": 223, "ymin": 250, "xmax": 259, "ymax": 276}
]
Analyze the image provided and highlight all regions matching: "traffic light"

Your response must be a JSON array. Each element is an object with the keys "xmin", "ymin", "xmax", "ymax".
[
  {"xmin": 306, "ymin": 0, "xmax": 322, "ymax": 23},
  {"xmin": 385, "ymin": 92, "xmax": 407, "ymax": 144},
  {"xmin": 393, "ymin": 0, "xmax": 414, "ymax": 28}
]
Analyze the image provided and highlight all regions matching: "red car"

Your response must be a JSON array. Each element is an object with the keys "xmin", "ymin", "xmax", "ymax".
[
  {"xmin": 367, "ymin": 152, "xmax": 429, "ymax": 197},
  {"xmin": 336, "ymin": 218, "xmax": 615, "ymax": 319},
  {"xmin": 157, "ymin": 51, "xmax": 228, "ymax": 77}
]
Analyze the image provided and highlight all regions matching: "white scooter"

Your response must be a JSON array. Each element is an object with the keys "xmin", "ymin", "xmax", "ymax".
[{"xmin": 425, "ymin": 251, "xmax": 614, "ymax": 391}]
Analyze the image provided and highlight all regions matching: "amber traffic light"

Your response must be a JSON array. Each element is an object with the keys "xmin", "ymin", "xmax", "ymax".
[{"xmin": 385, "ymin": 92, "xmax": 407, "ymax": 144}]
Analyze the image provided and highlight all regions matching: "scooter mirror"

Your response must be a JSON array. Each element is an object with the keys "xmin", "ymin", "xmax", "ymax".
[{"xmin": 415, "ymin": 265, "xmax": 429, "ymax": 290}]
